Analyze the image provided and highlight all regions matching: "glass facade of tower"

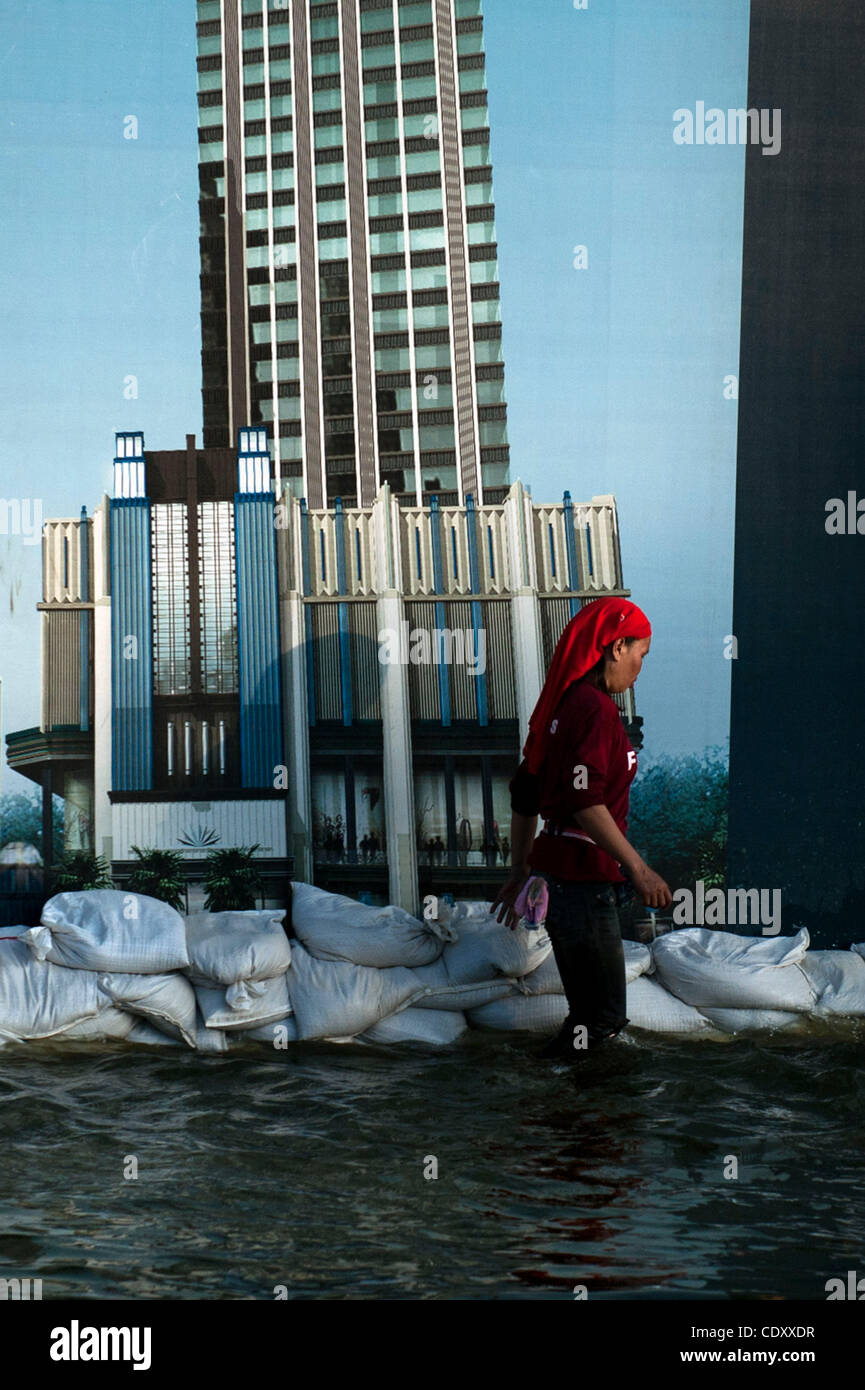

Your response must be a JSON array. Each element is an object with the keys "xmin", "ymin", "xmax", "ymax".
[{"xmin": 196, "ymin": 0, "xmax": 509, "ymax": 508}]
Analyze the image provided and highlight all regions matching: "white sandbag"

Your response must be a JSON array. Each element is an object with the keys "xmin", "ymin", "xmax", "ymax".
[
  {"xmin": 408, "ymin": 958, "xmax": 516, "ymax": 1011},
  {"xmin": 468, "ymin": 993, "xmax": 570, "ymax": 1032},
  {"xmin": 126, "ymin": 1020, "xmax": 183, "ymax": 1047},
  {"xmin": 124, "ymin": 1017, "xmax": 233, "ymax": 1052},
  {"xmin": 624, "ymin": 940, "xmax": 653, "ymax": 983},
  {"xmin": 698, "ymin": 1007, "xmax": 802, "ymax": 1033},
  {"xmin": 290, "ymin": 882, "xmax": 452, "ymax": 968},
  {"xmin": 29, "ymin": 891, "xmax": 189, "ymax": 974},
  {"xmin": 61, "ymin": 1008, "xmax": 139, "ymax": 1041},
  {"xmin": 0, "ymin": 939, "xmax": 103, "ymax": 1039},
  {"xmin": 98, "ymin": 972, "xmax": 198, "ymax": 1048},
  {"xmin": 184, "ymin": 910, "xmax": 290, "ymax": 987},
  {"xmin": 441, "ymin": 914, "xmax": 552, "ymax": 985},
  {"xmin": 650, "ymin": 927, "xmax": 815, "ymax": 1012},
  {"xmin": 515, "ymin": 938, "xmax": 651, "ymax": 996},
  {"xmin": 244, "ymin": 1017, "xmax": 299, "ymax": 1046},
  {"xmin": 800, "ymin": 950, "xmax": 865, "ymax": 1016},
  {"xmin": 194, "ymin": 975, "xmax": 292, "ymax": 1031},
  {"xmin": 363, "ymin": 1007, "xmax": 467, "ymax": 1046},
  {"xmin": 625, "ymin": 976, "xmax": 715, "ymax": 1035},
  {"xmin": 286, "ymin": 942, "xmax": 424, "ymax": 1040}
]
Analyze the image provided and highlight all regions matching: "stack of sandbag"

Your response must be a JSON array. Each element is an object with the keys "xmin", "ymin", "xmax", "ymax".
[
  {"xmin": 3, "ymin": 891, "xmax": 199, "ymax": 1047},
  {"xmin": 288, "ymin": 884, "xmax": 454, "ymax": 1042},
  {"xmin": 184, "ymin": 909, "xmax": 292, "ymax": 1044}
]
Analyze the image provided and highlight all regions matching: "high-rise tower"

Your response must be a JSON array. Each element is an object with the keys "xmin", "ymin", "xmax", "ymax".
[{"xmin": 196, "ymin": 0, "xmax": 509, "ymax": 509}]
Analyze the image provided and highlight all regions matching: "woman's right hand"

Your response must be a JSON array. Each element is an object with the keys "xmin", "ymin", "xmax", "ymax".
[
  {"xmin": 629, "ymin": 862, "xmax": 673, "ymax": 909},
  {"xmin": 491, "ymin": 870, "xmax": 530, "ymax": 931}
]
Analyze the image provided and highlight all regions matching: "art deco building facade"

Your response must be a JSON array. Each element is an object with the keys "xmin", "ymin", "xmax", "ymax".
[
  {"xmin": 7, "ymin": 432, "xmax": 639, "ymax": 914},
  {"xmin": 197, "ymin": 0, "xmax": 509, "ymax": 508}
]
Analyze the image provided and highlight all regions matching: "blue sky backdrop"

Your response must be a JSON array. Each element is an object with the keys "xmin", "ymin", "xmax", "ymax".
[{"xmin": 0, "ymin": 0, "xmax": 750, "ymax": 793}]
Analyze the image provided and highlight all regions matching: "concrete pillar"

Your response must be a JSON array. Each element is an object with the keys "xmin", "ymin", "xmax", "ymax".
[
  {"xmin": 91, "ymin": 501, "xmax": 113, "ymax": 861},
  {"xmin": 377, "ymin": 589, "xmax": 418, "ymax": 914},
  {"xmin": 281, "ymin": 593, "xmax": 313, "ymax": 885},
  {"xmin": 504, "ymin": 480, "xmax": 545, "ymax": 746}
]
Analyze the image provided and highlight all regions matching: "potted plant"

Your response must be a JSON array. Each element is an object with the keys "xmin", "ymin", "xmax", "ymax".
[
  {"xmin": 126, "ymin": 846, "xmax": 187, "ymax": 912},
  {"xmin": 202, "ymin": 845, "xmax": 263, "ymax": 912},
  {"xmin": 51, "ymin": 850, "xmax": 113, "ymax": 892}
]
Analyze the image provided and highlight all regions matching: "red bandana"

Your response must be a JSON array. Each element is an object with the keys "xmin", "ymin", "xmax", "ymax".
[{"xmin": 522, "ymin": 598, "xmax": 652, "ymax": 775}]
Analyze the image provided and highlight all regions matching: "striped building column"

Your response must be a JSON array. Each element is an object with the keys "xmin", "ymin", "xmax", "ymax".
[
  {"xmin": 219, "ymin": 0, "xmax": 251, "ymax": 445},
  {"xmin": 291, "ymin": 0, "xmax": 327, "ymax": 508},
  {"xmin": 339, "ymin": 0, "xmax": 379, "ymax": 506},
  {"xmin": 433, "ymin": 0, "xmax": 483, "ymax": 505}
]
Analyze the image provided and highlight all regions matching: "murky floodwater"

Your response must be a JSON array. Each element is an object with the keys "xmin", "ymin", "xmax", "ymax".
[{"xmin": 1, "ymin": 1026, "xmax": 863, "ymax": 1300}]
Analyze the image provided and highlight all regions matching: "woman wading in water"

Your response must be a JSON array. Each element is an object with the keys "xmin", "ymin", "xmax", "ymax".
[{"xmin": 492, "ymin": 598, "xmax": 672, "ymax": 1059}]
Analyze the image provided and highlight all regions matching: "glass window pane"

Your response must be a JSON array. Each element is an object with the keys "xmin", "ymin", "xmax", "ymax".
[
  {"xmin": 313, "ymin": 88, "xmax": 343, "ymax": 113},
  {"xmin": 366, "ymin": 154, "xmax": 400, "ymax": 178},
  {"xmin": 460, "ymin": 105, "xmax": 489, "ymax": 131},
  {"xmin": 363, "ymin": 44, "xmax": 395, "ymax": 68},
  {"xmin": 370, "ymin": 229, "xmax": 405, "ymax": 254},
  {"xmin": 152, "ymin": 503, "xmax": 190, "ymax": 696},
  {"xmin": 199, "ymin": 502, "xmax": 238, "ymax": 695},
  {"xmin": 372, "ymin": 268, "xmax": 407, "ymax": 293},
  {"xmin": 312, "ymin": 52, "xmax": 341, "ymax": 76},
  {"xmin": 407, "ymin": 187, "xmax": 442, "ymax": 214},
  {"xmin": 411, "ymin": 264, "xmax": 447, "ymax": 291}
]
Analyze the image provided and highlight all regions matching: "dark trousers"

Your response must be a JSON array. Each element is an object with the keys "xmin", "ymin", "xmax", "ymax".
[{"xmin": 540, "ymin": 876, "xmax": 630, "ymax": 1048}]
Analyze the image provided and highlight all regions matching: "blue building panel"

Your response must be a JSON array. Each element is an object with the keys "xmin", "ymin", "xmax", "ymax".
[
  {"xmin": 235, "ymin": 493, "xmax": 284, "ymax": 788},
  {"xmin": 110, "ymin": 499, "xmax": 154, "ymax": 791}
]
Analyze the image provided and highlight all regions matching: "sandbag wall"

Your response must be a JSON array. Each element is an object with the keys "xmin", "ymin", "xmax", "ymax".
[{"xmin": 1, "ymin": 886, "xmax": 864, "ymax": 1050}]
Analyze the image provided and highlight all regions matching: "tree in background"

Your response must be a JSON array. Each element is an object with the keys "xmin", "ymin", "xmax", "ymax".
[
  {"xmin": 628, "ymin": 746, "xmax": 728, "ymax": 891},
  {"xmin": 52, "ymin": 851, "xmax": 113, "ymax": 892},
  {"xmin": 126, "ymin": 846, "xmax": 187, "ymax": 912},
  {"xmin": 0, "ymin": 789, "xmax": 64, "ymax": 863},
  {"xmin": 202, "ymin": 845, "xmax": 263, "ymax": 911}
]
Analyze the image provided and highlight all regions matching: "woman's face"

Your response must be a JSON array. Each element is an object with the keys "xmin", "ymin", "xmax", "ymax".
[{"xmin": 605, "ymin": 636, "xmax": 651, "ymax": 693}]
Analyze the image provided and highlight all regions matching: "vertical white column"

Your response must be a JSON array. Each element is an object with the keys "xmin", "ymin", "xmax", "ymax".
[
  {"xmin": 504, "ymin": 481, "xmax": 544, "ymax": 745},
  {"xmin": 281, "ymin": 591, "xmax": 313, "ymax": 886},
  {"xmin": 372, "ymin": 485, "xmax": 418, "ymax": 912},
  {"xmin": 91, "ymin": 500, "xmax": 113, "ymax": 860}
]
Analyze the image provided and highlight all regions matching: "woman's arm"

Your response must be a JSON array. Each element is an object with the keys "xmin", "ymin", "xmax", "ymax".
[{"xmin": 574, "ymin": 804, "xmax": 672, "ymax": 908}]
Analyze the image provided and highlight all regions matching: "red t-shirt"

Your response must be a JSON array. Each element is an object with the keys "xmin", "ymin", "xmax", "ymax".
[{"xmin": 509, "ymin": 680, "xmax": 638, "ymax": 883}]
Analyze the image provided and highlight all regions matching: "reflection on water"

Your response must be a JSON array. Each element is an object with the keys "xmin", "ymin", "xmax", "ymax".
[{"xmin": 1, "ymin": 1025, "xmax": 864, "ymax": 1300}]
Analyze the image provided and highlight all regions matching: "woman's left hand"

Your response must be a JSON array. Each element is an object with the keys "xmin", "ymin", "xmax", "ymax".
[{"xmin": 491, "ymin": 870, "xmax": 530, "ymax": 931}]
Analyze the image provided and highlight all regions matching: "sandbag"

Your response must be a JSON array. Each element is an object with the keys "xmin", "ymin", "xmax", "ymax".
[
  {"xmin": 650, "ymin": 927, "xmax": 815, "ymax": 1012},
  {"xmin": 468, "ymin": 993, "xmax": 569, "ymax": 1033},
  {"xmin": 290, "ymin": 882, "xmax": 451, "ymax": 968},
  {"xmin": 408, "ymin": 958, "xmax": 516, "ymax": 1011},
  {"xmin": 440, "ymin": 912, "xmax": 552, "ymax": 985},
  {"xmin": 513, "ymin": 939, "xmax": 652, "ymax": 998},
  {"xmin": 0, "ymin": 939, "xmax": 104, "ymax": 1039},
  {"xmin": 698, "ymin": 1007, "xmax": 802, "ymax": 1033},
  {"xmin": 184, "ymin": 910, "xmax": 290, "ymax": 988},
  {"xmin": 61, "ymin": 1008, "xmax": 139, "ymax": 1041},
  {"xmin": 625, "ymin": 976, "xmax": 715, "ymax": 1035},
  {"xmin": 28, "ymin": 891, "xmax": 189, "ymax": 974},
  {"xmin": 244, "ymin": 1017, "xmax": 300, "ymax": 1046},
  {"xmin": 286, "ymin": 942, "xmax": 424, "ymax": 1040},
  {"xmin": 241, "ymin": 1011, "xmax": 300, "ymax": 1045},
  {"xmin": 194, "ymin": 975, "xmax": 292, "ymax": 1031},
  {"xmin": 363, "ymin": 1007, "xmax": 467, "ymax": 1045},
  {"xmin": 98, "ymin": 972, "xmax": 198, "ymax": 1048},
  {"xmin": 800, "ymin": 950, "xmax": 865, "ymax": 1016}
]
